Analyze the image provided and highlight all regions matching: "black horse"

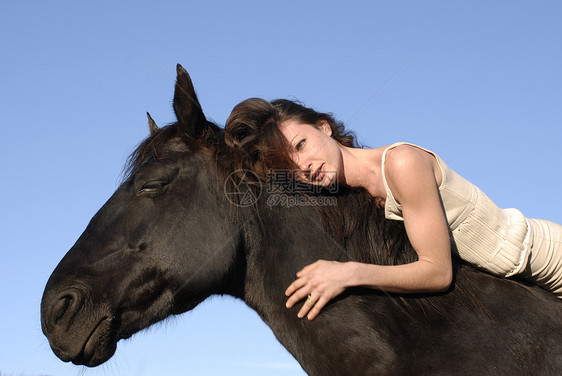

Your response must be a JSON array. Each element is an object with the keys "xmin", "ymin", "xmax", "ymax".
[{"xmin": 41, "ymin": 65, "xmax": 562, "ymax": 375}]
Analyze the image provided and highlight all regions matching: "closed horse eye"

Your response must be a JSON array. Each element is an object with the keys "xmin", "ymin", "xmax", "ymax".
[{"xmin": 138, "ymin": 180, "xmax": 168, "ymax": 195}]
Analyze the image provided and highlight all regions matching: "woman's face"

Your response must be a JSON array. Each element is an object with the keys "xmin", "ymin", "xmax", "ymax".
[{"xmin": 279, "ymin": 119, "xmax": 343, "ymax": 186}]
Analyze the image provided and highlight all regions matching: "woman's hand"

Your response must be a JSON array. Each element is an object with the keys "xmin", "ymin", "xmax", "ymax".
[{"xmin": 285, "ymin": 260, "xmax": 355, "ymax": 320}]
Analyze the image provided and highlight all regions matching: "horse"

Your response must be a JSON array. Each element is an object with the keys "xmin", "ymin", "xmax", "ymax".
[{"xmin": 41, "ymin": 65, "xmax": 562, "ymax": 375}]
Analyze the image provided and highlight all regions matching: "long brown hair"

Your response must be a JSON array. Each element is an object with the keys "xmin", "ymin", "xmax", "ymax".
[{"xmin": 224, "ymin": 98, "xmax": 358, "ymax": 180}]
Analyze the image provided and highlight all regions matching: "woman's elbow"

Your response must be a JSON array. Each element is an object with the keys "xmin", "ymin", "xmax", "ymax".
[
  {"xmin": 433, "ymin": 268, "xmax": 453, "ymax": 292},
  {"xmin": 418, "ymin": 260, "xmax": 453, "ymax": 292}
]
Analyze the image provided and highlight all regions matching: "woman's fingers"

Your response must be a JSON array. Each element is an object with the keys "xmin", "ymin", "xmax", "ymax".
[
  {"xmin": 296, "ymin": 260, "xmax": 321, "ymax": 277},
  {"xmin": 296, "ymin": 293, "xmax": 329, "ymax": 320},
  {"xmin": 285, "ymin": 282, "xmax": 309, "ymax": 309},
  {"xmin": 286, "ymin": 260, "xmax": 347, "ymax": 319},
  {"xmin": 285, "ymin": 275, "xmax": 307, "ymax": 298},
  {"xmin": 306, "ymin": 295, "xmax": 329, "ymax": 320},
  {"xmin": 297, "ymin": 293, "xmax": 316, "ymax": 319},
  {"xmin": 285, "ymin": 261, "xmax": 321, "ymax": 305}
]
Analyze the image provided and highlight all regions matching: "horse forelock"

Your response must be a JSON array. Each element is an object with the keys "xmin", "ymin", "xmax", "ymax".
[{"xmin": 122, "ymin": 121, "xmax": 221, "ymax": 182}]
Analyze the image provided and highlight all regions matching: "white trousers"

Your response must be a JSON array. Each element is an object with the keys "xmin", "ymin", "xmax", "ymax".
[{"xmin": 520, "ymin": 218, "xmax": 562, "ymax": 298}]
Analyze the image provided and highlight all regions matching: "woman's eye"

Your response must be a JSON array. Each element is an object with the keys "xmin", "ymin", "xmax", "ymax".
[{"xmin": 296, "ymin": 139, "xmax": 305, "ymax": 151}]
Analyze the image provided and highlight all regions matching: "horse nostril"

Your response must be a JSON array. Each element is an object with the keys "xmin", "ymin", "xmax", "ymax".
[{"xmin": 51, "ymin": 290, "xmax": 82, "ymax": 327}]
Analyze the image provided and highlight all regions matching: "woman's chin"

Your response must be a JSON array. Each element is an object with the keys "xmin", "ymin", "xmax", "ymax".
[{"xmin": 313, "ymin": 174, "xmax": 337, "ymax": 188}]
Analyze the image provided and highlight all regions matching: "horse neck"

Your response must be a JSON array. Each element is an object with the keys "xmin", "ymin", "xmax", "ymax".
[
  {"xmin": 240, "ymin": 199, "xmax": 346, "ymax": 340},
  {"xmin": 244, "ymin": 200, "xmax": 340, "ymax": 284}
]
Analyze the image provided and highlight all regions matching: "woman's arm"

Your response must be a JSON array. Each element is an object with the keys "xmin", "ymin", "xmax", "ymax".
[
  {"xmin": 379, "ymin": 145, "xmax": 453, "ymax": 290},
  {"xmin": 285, "ymin": 145, "xmax": 453, "ymax": 320}
]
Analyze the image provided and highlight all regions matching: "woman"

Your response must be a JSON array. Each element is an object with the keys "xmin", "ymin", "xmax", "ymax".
[{"xmin": 225, "ymin": 98, "xmax": 562, "ymax": 320}]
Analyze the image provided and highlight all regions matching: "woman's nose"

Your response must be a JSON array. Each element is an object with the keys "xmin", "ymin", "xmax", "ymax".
[{"xmin": 299, "ymin": 160, "xmax": 311, "ymax": 171}]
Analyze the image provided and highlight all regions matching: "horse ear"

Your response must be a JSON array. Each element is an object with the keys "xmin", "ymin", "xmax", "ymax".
[
  {"xmin": 173, "ymin": 64, "xmax": 206, "ymax": 138},
  {"xmin": 147, "ymin": 112, "xmax": 159, "ymax": 135}
]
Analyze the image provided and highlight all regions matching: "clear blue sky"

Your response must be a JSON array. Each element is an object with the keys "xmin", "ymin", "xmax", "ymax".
[{"xmin": 1, "ymin": 1, "xmax": 560, "ymax": 375}]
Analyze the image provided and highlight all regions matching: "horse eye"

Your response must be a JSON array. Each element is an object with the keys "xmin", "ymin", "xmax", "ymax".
[{"xmin": 138, "ymin": 180, "xmax": 168, "ymax": 195}]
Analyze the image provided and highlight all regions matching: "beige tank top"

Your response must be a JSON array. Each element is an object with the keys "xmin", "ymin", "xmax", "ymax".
[{"xmin": 381, "ymin": 142, "xmax": 531, "ymax": 277}]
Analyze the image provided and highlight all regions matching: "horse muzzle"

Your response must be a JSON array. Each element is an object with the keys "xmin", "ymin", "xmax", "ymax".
[{"xmin": 41, "ymin": 288, "xmax": 117, "ymax": 366}]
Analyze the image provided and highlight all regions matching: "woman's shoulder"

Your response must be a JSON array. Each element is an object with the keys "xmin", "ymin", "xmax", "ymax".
[
  {"xmin": 383, "ymin": 143, "xmax": 438, "ymax": 186},
  {"xmin": 382, "ymin": 142, "xmax": 444, "ymax": 197},
  {"xmin": 384, "ymin": 143, "xmax": 434, "ymax": 167}
]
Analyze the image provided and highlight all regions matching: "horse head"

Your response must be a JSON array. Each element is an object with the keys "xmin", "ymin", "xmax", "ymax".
[{"xmin": 40, "ymin": 65, "xmax": 241, "ymax": 366}]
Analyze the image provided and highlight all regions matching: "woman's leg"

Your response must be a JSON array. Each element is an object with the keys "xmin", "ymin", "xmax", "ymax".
[{"xmin": 522, "ymin": 218, "xmax": 562, "ymax": 298}]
